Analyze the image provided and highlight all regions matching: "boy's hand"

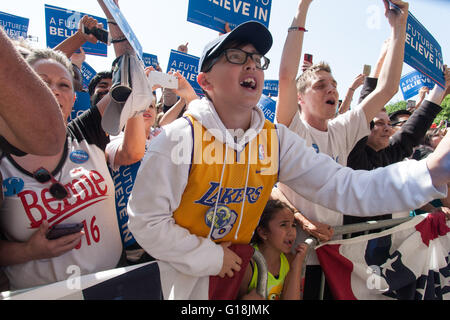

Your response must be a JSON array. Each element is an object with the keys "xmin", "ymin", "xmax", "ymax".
[
  {"xmin": 219, "ymin": 242, "xmax": 242, "ymax": 278},
  {"xmin": 172, "ymin": 71, "xmax": 198, "ymax": 105}
]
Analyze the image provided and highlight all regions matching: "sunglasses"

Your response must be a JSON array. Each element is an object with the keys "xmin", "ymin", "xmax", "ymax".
[{"xmin": 33, "ymin": 167, "xmax": 69, "ymax": 200}]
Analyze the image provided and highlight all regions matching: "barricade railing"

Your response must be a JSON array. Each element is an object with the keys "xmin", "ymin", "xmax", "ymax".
[
  {"xmin": 0, "ymin": 217, "xmax": 414, "ymax": 300},
  {"xmin": 299, "ymin": 216, "xmax": 413, "ymax": 300}
]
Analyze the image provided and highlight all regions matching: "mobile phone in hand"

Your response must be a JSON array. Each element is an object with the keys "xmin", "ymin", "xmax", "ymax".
[
  {"xmin": 82, "ymin": 25, "xmax": 111, "ymax": 45},
  {"xmin": 46, "ymin": 223, "xmax": 83, "ymax": 240},
  {"xmin": 363, "ymin": 65, "xmax": 371, "ymax": 76},
  {"xmin": 406, "ymin": 100, "xmax": 416, "ymax": 110},
  {"xmin": 304, "ymin": 53, "xmax": 313, "ymax": 64}
]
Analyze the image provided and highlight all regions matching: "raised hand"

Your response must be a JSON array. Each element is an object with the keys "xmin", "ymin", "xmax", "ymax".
[
  {"xmin": 383, "ymin": 0, "xmax": 409, "ymax": 28},
  {"xmin": 78, "ymin": 15, "xmax": 103, "ymax": 44}
]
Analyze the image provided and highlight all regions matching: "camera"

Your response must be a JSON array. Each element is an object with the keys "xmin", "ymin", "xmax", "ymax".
[{"xmin": 82, "ymin": 25, "xmax": 111, "ymax": 45}]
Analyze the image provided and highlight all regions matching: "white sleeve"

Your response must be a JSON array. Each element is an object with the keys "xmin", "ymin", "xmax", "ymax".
[
  {"xmin": 329, "ymin": 107, "xmax": 370, "ymax": 153},
  {"xmin": 105, "ymin": 133, "xmax": 125, "ymax": 171},
  {"xmin": 286, "ymin": 110, "xmax": 307, "ymax": 139},
  {"xmin": 276, "ymin": 124, "xmax": 447, "ymax": 216},
  {"xmin": 127, "ymin": 120, "xmax": 223, "ymax": 277}
]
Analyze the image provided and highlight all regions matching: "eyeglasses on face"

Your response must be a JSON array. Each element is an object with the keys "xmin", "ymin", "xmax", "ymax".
[
  {"xmin": 390, "ymin": 120, "xmax": 408, "ymax": 127},
  {"xmin": 205, "ymin": 48, "xmax": 270, "ymax": 72},
  {"xmin": 33, "ymin": 167, "xmax": 69, "ymax": 200}
]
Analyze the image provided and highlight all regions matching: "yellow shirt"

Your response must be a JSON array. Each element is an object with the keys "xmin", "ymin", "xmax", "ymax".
[
  {"xmin": 173, "ymin": 115, "xmax": 279, "ymax": 243},
  {"xmin": 248, "ymin": 245, "xmax": 290, "ymax": 300}
]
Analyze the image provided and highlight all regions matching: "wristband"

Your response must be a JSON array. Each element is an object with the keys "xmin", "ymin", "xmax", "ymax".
[
  {"xmin": 111, "ymin": 36, "xmax": 127, "ymax": 43},
  {"xmin": 349, "ymin": 87, "xmax": 356, "ymax": 91},
  {"xmin": 107, "ymin": 19, "xmax": 117, "ymax": 26},
  {"xmin": 288, "ymin": 26, "xmax": 308, "ymax": 32}
]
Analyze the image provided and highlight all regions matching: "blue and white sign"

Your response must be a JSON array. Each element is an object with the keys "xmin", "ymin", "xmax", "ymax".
[
  {"xmin": 44, "ymin": 4, "xmax": 108, "ymax": 57},
  {"xmin": 68, "ymin": 91, "xmax": 92, "ymax": 123},
  {"xmin": 111, "ymin": 162, "xmax": 141, "ymax": 248},
  {"xmin": 0, "ymin": 11, "xmax": 29, "ymax": 40},
  {"xmin": 257, "ymin": 94, "xmax": 276, "ymax": 123},
  {"xmin": 142, "ymin": 53, "xmax": 159, "ymax": 69},
  {"xmin": 101, "ymin": 0, "xmax": 143, "ymax": 60},
  {"xmin": 263, "ymin": 80, "xmax": 278, "ymax": 97},
  {"xmin": 167, "ymin": 49, "xmax": 203, "ymax": 97},
  {"xmin": 404, "ymin": 12, "xmax": 445, "ymax": 89},
  {"xmin": 187, "ymin": 0, "xmax": 272, "ymax": 33},
  {"xmin": 400, "ymin": 70, "xmax": 435, "ymax": 101},
  {"xmin": 80, "ymin": 62, "xmax": 97, "ymax": 91}
]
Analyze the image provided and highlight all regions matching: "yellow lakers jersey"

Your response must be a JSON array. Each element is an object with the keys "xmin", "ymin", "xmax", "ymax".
[{"xmin": 173, "ymin": 115, "xmax": 279, "ymax": 244}]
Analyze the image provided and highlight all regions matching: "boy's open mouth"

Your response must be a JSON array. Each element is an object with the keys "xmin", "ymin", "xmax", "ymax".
[
  {"xmin": 240, "ymin": 77, "xmax": 257, "ymax": 90},
  {"xmin": 326, "ymin": 99, "xmax": 336, "ymax": 106}
]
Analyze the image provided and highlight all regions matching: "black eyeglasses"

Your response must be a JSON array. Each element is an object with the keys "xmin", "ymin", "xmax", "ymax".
[
  {"xmin": 390, "ymin": 120, "xmax": 408, "ymax": 127},
  {"xmin": 33, "ymin": 167, "xmax": 68, "ymax": 200},
  {"xmin": 205, "ymin": 48, "xmax": 270, "ymax": 72}
]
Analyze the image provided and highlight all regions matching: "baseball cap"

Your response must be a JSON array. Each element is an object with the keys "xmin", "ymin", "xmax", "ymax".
[{"xmin": 199, "ymin": 21, "xmax": 273, "ymax": 72}]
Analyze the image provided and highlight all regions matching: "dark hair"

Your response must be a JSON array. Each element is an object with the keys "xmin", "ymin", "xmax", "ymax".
[
  {"xmin": 389, "ymin": 109, "xmax": 411, "ymax": 123},
  {"xmin": 251, "ymin": 199, "xmax": 294, "ymax": 244},
  {"xmin": 88, "ymin": 71, "xmax": 112, "ymax": 96}
]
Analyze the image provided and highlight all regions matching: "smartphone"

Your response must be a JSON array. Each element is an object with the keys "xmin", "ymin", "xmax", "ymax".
[
  {"xmin": 148, "ymin": 71, "xmax": 178, "ymax": 90},
  {"xmin": 46, "ymin": 223, "xmax": 83, "ymax": 240},
  {"xmin": 407, "ymin": 100, "xmax": 416, "ymax": 110},
  {"xmin": 363, "ymin": 64, "xmax": 371, "ymax": 76},
  {"xmin": 82, "ymin": 25, "xmax": 111, "ymax": 45},
  {"xmin": 388, "ymin": 1, "xmax": 402, "ymax": 13},
  {"xmin": 304, "ymin": 53, "xmax": 313, "ymax": 64}
]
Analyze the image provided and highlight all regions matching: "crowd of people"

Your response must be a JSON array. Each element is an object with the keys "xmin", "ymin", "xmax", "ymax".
[{"xmin": 0, "ymin": 0, "xmax": 449, "ymax": 300}]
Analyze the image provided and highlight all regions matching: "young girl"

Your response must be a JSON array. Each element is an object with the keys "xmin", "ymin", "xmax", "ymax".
[{"xmin": 238, "ymin": 200, "xmax": 308, "ymax": 300}]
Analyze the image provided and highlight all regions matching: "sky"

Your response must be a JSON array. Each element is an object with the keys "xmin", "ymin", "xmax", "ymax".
[{"xmin": 2, "ymin": 0, "xmax": 449, "ymax": 104}]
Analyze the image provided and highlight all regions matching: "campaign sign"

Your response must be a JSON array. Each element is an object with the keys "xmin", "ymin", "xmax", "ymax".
[
  {"xmin": 0, "ymin": 11, "xmax": 29, "ymax": 40},
  {"xmin": 68, "ymin": 91, "xmax": 92, "ymax": 123},
  {"xmin": 111, "ymin": 162, "xmax": 141, "ymax": 248},
  {"xmin": 257, "ymin": 94, "xmax": 276, "ymax": 123},
  {"xmin": 187, "ymin": 0, "xmax": 272, "ymax": 33},
  {"xmin": 80, "ymin": 62, "xmax": 97, "ymax": 91},
  {"xmin": 400, "ymin": 70, "xmax": 435, "ymax": 101},
  {"xmin": 263, "ymin": 80, "xmax": 278, "ymax": 97},
  {"xmin": 167, "ymin": 50, "xmax": 203, "ymax": 97},
  {"xmin": 101, "ymin": 0, "xmax": 143, "ymax": 60},
  {"xmin": 404, "ymin": 12, "xmax": 445, "ymax": 89},
  {"xmin": 44, "ymin": 4, "xmax": 108, "ymax": 57},
  {"xmin": 142, "ymin": 53, "xmax": 159, "ymax": 69}
]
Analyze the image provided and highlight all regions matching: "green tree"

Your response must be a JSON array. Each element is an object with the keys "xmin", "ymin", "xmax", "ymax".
[
  {"xmin": 385, "ymin": 100, "xmax": 407, "ymax": 114},
  {"xmin": 434, "ymin": 94, "xmax": 450, "ymax": 124},
  {"xmin": 386, "ymin": 94, "xmax": 450, "ymax": 125}
]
